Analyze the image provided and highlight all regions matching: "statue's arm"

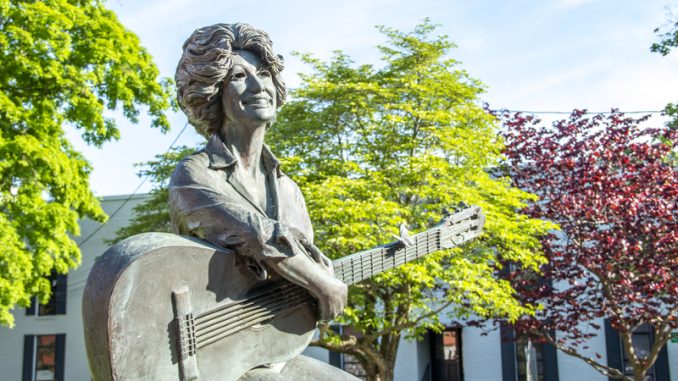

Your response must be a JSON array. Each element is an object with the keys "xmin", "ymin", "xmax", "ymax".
[{"xmin": 169, "ymin": 156, "xmax": 346, "ymax": 319}]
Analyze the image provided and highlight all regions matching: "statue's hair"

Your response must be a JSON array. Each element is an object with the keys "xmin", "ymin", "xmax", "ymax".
[{"xmin": 175, "ymin": 23, "xmax": 286, "ymax": 138}]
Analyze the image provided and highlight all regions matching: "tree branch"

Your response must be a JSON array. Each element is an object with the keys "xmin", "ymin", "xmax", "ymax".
[{"xmin": 538, "ymin": 333, "xmax": 631, "ymax": 381}]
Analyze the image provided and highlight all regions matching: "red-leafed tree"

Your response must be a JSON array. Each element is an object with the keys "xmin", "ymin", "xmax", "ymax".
[{"xmin": 498, "ymin": 109, "xmax": 677, "ymax": 381}]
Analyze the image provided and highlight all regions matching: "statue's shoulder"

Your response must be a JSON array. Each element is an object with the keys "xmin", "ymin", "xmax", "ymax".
[
  {"xmin": 276, "ymin": 171, "xmax": 308, "ymax": 204},
  {"xmin": 177, "ymin": 149, "xmax": 209, "ymax": 168},
  {"xmin": 169, "ymin": 149, "xmax": 210, "ymax": 185}
]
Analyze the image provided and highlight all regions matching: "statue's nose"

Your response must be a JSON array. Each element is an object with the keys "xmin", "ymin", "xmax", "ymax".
[{"xmin": 247, "ymin": 73, "xmax": 265, "ymax": 93}]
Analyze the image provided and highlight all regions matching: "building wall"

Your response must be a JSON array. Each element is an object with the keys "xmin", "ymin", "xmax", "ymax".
[
  {"xmin": 0, "ymin": 195, "xmax": 149, "ymax": 381},
  {"xmin": 555, "ymin": 322, "xmax": 608, "ymax": 381},
  {"xmin": 462, "ymin": 326, "xmax": 503, "ymax": 381},
  {"xmin": 669, "ymin": 341, "xmax": 678, "ymax": 381}
]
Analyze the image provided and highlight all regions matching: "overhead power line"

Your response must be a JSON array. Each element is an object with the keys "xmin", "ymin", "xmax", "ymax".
[{"xmin": 492, "ymin": 109, "xmax": 664, "ymax": 115}]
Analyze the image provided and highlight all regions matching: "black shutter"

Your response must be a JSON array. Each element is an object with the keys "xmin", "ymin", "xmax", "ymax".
[
  {"xmin": 26, "ymin": 296, "xmax": 36, "ymax": 316},
  {"xmin": 55, "ymin": 274, "xmax": 67, "ymax": 314},
  {"xmin": 604, "ymin": 320, "xmax": 622, "ymax": 381},
  {"xmin": 500, "ymin": 324, "xmax": 516, "ymax": 381},
  {"xmin": 654, "ymin": 343, "xmax": 670, "ymax": 381},
  {"xmin": 22, "ymin": 335, "xmax": 35, "ymax": 381},
  {"xmin": 542, "ymin": 335, "xmax": 560, "ymax": 381},
  {"xmin": 328, "ymin": 325, "xmax": 343, "ymax": 368},
  {"xmin": 55, "ymin": 334, "xmax": 66, "ymax": 381},
  {"xmin": 329, "ymin": 350, "xmax": 343, "ymax": 368}
]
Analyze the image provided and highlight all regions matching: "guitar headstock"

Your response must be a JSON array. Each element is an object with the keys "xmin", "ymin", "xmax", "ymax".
[{"xmin": 437, "ymin": 204, "xmax": 485, "ymax": 249}]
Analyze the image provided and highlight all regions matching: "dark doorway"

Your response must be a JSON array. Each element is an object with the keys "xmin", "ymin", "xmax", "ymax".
[{"xmin": 430, "ymin": 327, "xmax": 463, "ymax": 381}]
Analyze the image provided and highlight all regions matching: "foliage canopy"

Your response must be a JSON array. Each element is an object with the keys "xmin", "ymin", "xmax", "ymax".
[
  {"xmin": 0, "ymin": 0, "xmax": 172, "ymax": 326},
  {"xmin": 498, "ymin": 110, "xmax": 677, "ymax": 381}
]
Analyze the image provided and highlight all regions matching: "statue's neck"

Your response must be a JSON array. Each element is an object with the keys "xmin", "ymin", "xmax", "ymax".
[{"xmin": 220, "ymin": 121, "xmax": 266, "ymax": 175}]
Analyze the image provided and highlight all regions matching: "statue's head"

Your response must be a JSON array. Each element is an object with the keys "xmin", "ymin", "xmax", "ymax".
[{"xmin": 176, "ymin": 23, "xmax": 286, "ymax": 138}]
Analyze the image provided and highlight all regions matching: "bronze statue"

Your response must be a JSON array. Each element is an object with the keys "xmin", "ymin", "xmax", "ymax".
[
  {"xmin": 171, "ymin": 22, "xmax": 347, "ymax": 326},
  {"xmin": 81, "ymin": 23, "xmax": 485, "ymax": 381},
  {"xmin": 170, "ymin": 23, "xmax": 352, "ymax": 379}
]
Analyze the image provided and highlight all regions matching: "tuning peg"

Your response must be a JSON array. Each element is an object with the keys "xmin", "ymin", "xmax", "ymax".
[
  {"xmin": 391, "ymin": 223, "xmax": 414, "ymax": 247},
  {"xmin": 454, "ymin": 201, "xmax": 470, "ymax": 213}
]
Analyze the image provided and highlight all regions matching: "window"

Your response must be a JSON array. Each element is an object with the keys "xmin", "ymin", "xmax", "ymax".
[
  {"xmin": 430, "ymin": 327, "xmax": 464, "ymax": 381},
  {"xmin": 328, "ymin": 326, "xmax": 367, "ymax": 380},
  {"xmin": 22, "ymin": 334, "xmax": 66, "ymax": 381},
  {"xmin": 500, "ymin": 325, "xmax": 559, "ymax": 381},
  {"xmin": 515, "ymin": 336, "xmax": 545, "ymax": 381},
  {"xmin": 604, "ymin": 321, "xmax": 670, "ymax": 381},
  {"xmin": 26, "ymin": 273, "xmax": 67, "ymax": 316}
]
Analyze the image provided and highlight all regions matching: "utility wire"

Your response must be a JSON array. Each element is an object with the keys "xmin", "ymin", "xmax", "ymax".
[
  {"xmin": 491, "ymin": 109, "xmax": 664, "ymax": 115},
  {"xmin": 76, "ymin": 121, "xmax": 189, "ymax": 249}
]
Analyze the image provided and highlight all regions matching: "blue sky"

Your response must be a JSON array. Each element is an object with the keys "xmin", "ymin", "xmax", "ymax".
[{"xmin": 69, "ymin": 0, "xmax": 678, "ymax": 196}]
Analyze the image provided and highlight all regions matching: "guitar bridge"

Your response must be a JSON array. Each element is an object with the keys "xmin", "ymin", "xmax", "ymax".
[{"xmin": 173, "ymin": 287, "xmax": 199, "ymax": 381}]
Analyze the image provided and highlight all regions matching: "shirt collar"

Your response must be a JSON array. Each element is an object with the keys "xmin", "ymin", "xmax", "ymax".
[{"xmin": 205, "ymin": 133, "xmax": 282, "ymax": 177}]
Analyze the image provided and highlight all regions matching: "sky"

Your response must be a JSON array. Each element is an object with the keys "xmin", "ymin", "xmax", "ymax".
[{"xmin": 68, "ymin": 0, "xmax": 678, "ymax": 196}]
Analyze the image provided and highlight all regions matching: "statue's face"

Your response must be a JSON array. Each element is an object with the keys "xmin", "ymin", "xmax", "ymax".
[{"xmin": 221, "ymin": 50, "xmax": 277, "ymax": 125}]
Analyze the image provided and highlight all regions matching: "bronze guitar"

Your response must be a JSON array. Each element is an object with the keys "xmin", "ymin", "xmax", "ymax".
[{"xmin": 82, "ymin": 206, "xmax": 484, "ymax": 381}]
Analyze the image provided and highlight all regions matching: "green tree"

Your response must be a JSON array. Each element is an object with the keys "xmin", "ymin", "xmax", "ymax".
[
  {"xmin": 652, "ymin": 11, "xmax": 678, "ymax": 129},
  {"xmin": 266, "ymin": 21, "xmax": 551, "ymax": 381},
  {"xmin": 0, "ymin": 0, "xmax": 172, "ymax": 326}
]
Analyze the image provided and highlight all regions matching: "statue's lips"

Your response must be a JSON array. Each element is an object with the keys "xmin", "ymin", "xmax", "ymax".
[{"xmin": 243, "ymin": 97, "xmax": 272, "ymax": 107}]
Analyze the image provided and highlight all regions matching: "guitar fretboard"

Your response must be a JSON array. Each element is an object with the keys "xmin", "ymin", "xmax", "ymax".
[
  {"xmin": 333, "ymin": 229, "xmax": 439, "ymax": 285},
  {"xmin": 332, "ymin": 215, "xmax": 480, "ymax": 285}
]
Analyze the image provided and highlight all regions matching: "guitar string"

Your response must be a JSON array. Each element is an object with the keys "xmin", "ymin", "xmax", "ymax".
[
  {"xmin": 334, "ymin": 230, "xmax": 438, "ymax": 285},
  {"xmin": 337, "ymin": 229, "xmax": 478, "ymax": 285},
  {"xmin": 332, "ymin": 209, "xmax": 481, "ymax": 279},
  {"xmin": 187, "ymin": 291, "xmax": 312, "ymax": 353},
  {"xmin": 182, "ymin": 226, "xmax": 479, "ymax": 352},
  {"xmin": 194, "ymin": 293, "xmax": 293, "ymax": 336},
  {"xmin": 335, "ymin": 222, "xmax": 478, "ymax": 279},
  {"xmin": 194, "ymin": 283, "xmax": 294, "ymax": 326},
  {"xmin": 335, "ymin": 221, "xmax": 481, "ymax": 285},
  {"xmin": 180, "ymin": 290, "xmax": 310, "ymax": 355},
  {"xmin": 194, "ymin": 289, "xmax": 307, "ymax": 340},
  {"xmin": 332, "ymin": 207, "xmax": 480, "ymax": 270}
]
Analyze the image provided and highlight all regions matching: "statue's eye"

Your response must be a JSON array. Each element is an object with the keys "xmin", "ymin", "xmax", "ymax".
[
  {"xmin": 258, "ymin": 70, "xmax": 271, "ymax": 78},
  {"xmin": 231, "ymin": 71, "xmax": 246, "ymax": 81}
]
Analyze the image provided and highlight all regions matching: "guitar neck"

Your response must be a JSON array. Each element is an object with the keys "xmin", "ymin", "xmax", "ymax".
[{"xmin": 332, "ymin": 213, "xmax": 481, "ymax": 285}]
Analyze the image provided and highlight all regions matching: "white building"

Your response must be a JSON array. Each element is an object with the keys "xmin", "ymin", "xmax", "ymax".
[{"xmin": 1, "ymin": 195, "xmax": 676, "ymax": 381}]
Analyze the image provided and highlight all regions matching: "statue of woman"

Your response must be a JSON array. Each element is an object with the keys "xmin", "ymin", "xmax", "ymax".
[{"xmin": 170, "ymin": 23, "xmax": 355, "ymax": 380}]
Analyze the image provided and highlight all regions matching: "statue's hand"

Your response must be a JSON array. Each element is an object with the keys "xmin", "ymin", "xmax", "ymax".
[
  {"xmin": 315, "ymin": 275, "xmax": 348, "ymax": 321},
  {"xmin": 268, "ymin": 231, "xmax": 347, "ymax": 321},
  {"xmin": 297, "ymin": 239, "xmax": 346, "ymax": 320}
]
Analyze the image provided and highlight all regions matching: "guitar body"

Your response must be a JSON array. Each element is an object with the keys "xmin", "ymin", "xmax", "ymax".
[{"xmin": 83, "ymin": 232, "xmax": 316, "ymax": 381}]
